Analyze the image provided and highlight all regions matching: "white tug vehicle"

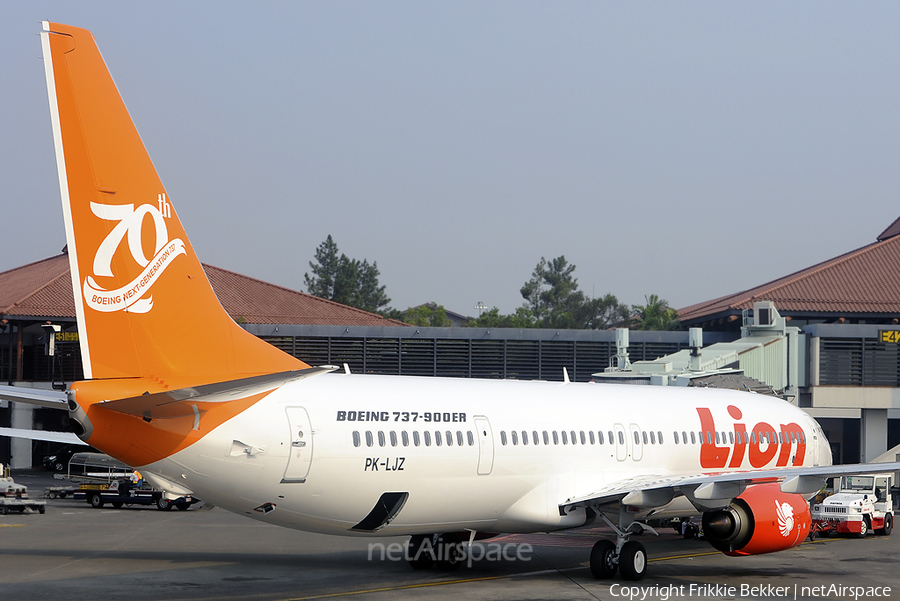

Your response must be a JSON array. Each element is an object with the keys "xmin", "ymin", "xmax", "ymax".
[
  {"xmin": 811, "ymin": 474, "xmax": 894, "ymax": 538},
  {"xmin": 0, "ymin": 464, "xmax": 47, "ymax": 515}
]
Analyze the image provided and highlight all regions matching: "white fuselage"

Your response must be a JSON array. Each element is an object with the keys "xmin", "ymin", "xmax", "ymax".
[{"xmin": 144, "ymin": 374, "xmax": 830, "ymax": 536}]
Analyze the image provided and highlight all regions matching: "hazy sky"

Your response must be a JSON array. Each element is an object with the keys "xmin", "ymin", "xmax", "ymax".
[{"xmin": 2, "ymin": 2, "xmax": 898, "ymax": 317}]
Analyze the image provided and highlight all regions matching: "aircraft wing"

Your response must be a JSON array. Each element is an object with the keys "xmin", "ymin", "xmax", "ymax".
[
  {"xmin": 96, "ymin": 366, "xmax": 337, "ymax": 419},
  {"xmin": 0, "ymin": 427, "xmax": 87, "ymax": 446},
  {"xmin": 0, "ymin": 384, "xmax": 68, "ymax": 409},
  {"xmin": 563, "ymin": 461, "xmax": 900, "ymax": 512}
]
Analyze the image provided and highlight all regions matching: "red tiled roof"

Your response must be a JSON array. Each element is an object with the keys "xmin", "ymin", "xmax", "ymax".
[
  {"xmin": 0, "ymin": 255, "xmax": 74, "ymax": 319},
  {"xmin": 0, "ymin": 254, "xmax": 407, "ymax": 327},
  {"xmin": 678, "ymin": 227, "xmax": 900, "ymax": 322},
  {"xmin": 878, "ymin": 215, "xmax": 900, "ymax": 242}
]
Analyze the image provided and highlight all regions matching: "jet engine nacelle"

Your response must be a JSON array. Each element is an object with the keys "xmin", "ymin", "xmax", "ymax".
[{"xmin": 701, "ymin": 482, "xmax": 810, "ymax": 556}]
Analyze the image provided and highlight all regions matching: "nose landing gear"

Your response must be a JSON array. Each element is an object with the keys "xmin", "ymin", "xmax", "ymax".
[{"xmin": 407, "ymin": 533, "xmax": 464, "ymax": 571}]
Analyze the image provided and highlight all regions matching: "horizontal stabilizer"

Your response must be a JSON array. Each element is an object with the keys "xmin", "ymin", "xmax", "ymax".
[
  {"xmin": 97, "ymin": 366, "xmax": 337, "ymax": 419},
  {"xmin": 0, "ymin": 385, "xmax": 68, "ymax": 409},
  {"xmin": 0, "ymin": 427, "xmax": 87, "ymax": 446}
]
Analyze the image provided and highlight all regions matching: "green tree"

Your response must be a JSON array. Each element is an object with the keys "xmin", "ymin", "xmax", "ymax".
[
  {"xmin": 590, "ymin": 293, "xmax": 632, "ymax": 330},
  {"xmin": 403, "ymin": 303, "xmax": 452, "ymax": 327},
  {"xmin": 520, "ymin": 256, "xmax": 629, "ymax": 329},
  {"xmin": 304, "ymin": 235, "xmax": 340, "ymax": 299},
  {"xmin": 466, "ymin": 306, "xmax": 537, "ymax": 328},
  {"xmin": 632, "ymin": 294, "xmax": 681, "ymax": 331},
  {"xmin": 305, "ymin": 235, "xmax": 391, "ymax": 314}
]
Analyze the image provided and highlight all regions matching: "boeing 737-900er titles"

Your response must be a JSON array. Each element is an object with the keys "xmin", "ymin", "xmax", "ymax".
[{"xmin": 12, "ymin": 22, "xmax": 898, "ymax": 581}]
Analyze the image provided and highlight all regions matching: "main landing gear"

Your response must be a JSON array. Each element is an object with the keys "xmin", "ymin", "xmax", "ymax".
[{"xmin": 589, "ymin": 508, "xmax": 655, "ymax": 581}]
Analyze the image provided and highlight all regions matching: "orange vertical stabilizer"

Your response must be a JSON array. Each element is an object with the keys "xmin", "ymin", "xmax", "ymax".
[{"xmin": 40, "ymin": 22, "xmax": 307, "ymax": 394}]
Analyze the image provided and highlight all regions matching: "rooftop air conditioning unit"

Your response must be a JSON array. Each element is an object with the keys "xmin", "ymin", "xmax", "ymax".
[{"xmin": 753, "ymin": 301, "xmax": 776, "ymax": 327}]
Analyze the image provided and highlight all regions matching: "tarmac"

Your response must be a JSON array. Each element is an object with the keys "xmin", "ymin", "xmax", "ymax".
[{"xmin": 1, "ymin": 469, "xmax": 899, "ymax": 601}]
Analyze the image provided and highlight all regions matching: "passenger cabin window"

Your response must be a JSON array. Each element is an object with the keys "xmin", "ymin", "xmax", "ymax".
[
  {"xmin": 634, "ymin": 431, "xmax": 640, "ymax": 444},
  {"xmin": 467, "ymin": 431, "xmax": 475, "ymax": 446},
  {"xmin": 642, "ymin": 431, "xmax": 648, "ymax": 445},
  {"xmin": 457, "ymin": 431, "xmax": 464, "ymax": 446},
  {"xmin": 580, "ymin": 431, "xmax": 586, "ymax": 445},
  {"xmin": 561, "ymin": 431, "xmax": 567, "ymax": 445},
  {"xmin": 435, "ymin": 431, "xmax": 442, "ymax": 446},
  {"xmin": 511, "ymin": 431, "xmax": 518, "ymax": 445},
  {"xmin": 598, "ymin": 431, "xmax": 604, "ymax": 445},
  {"xmin": 609, "ymin": 431, "xmax": 615, "ymax": 445},
  {"xmin": 366, "ymin": 431, "xmax": 374, "ymax": 447},
  {"xmin": 552, "ymin": 431, "xmax": 559, "ymax": 445},
  {"xmin": 402, "ymin": 431, "xmax": 409, "ymax": 446},
  {"xmin": 658, "ymin": 431, "xmax": 663, "ymax": 444},
  {"xmin": 424, "ymin": 431, "xmax": 431, "ymax": 446},
  {"xmin": 543, "ymin": 431, "xmax": 549, "ymax": 445},
  {"xmin": 617, "ymin": 431, "xmax": 624, "ymax": 445},
  {"xmin": 446, "ymin": 431, "xmax": 453, "ymax": 446},
  {"xmin": 353, "ymin": 431, "xmax": 361, "ymax": 447},
  {"xmin": 500, "ymin": 431, "xmax": 507, "ymax": 446},
  {"xmin": 673, "ymin": 431, "xmax": 679, "ymax": 444},
  {"xmin": 690, "ymin": 432, "xmax": 696, "ymax": 445},
  {"xmin": 589, "ymin": 431, "xmax": 596, "ymax": 445},
  {"xmin": 649, "ymin": 431, "xmax": 656, "ymax": 445}
]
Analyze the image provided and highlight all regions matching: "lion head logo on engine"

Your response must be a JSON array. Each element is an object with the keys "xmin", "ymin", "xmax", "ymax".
[{"xmin": 776, "ymin": 501, "xmax": 795, "ymax": 537}]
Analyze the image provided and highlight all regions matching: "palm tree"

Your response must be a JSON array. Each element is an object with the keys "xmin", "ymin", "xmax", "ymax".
[{"xmin": 633, "ymin": 294, "xmax": 681, "ymax": 331}]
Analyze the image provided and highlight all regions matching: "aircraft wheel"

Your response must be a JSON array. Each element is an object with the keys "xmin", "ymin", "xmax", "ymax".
[
  {"xmin": 589, "ymin": 540, "xmax": 617, "ymax": 579},
  {"xmin": 434, "ymin": 534, "xmax": 463, "ymax": 571},
  {"xmin": 407, "ymin": 534, "xmax": 435, "ymax": 570},
  {"xmin": 618, "ymin": 541, "xmax": 647, "ymax": 581}
]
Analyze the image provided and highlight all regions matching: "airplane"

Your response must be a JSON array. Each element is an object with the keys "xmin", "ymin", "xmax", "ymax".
[{"xmin": 6, "ymin": 21, "xmax": 897, "ymax": 582}]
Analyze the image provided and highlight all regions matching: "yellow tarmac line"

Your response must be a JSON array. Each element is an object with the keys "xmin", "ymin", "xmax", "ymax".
[
  {"xmin": 281, "ymin": 574, "xmax": 512, "ymax": 601},
  {"xmin": 650, "ymin": 550, "xmax": 722, "ymax": 562},
  {"xmin": 280, "ymin": 535, "xmax": 882, "ymax": 600},
  {"xmin": 0, "ymin": 524, "xmax": 26, "ymax": 528}
]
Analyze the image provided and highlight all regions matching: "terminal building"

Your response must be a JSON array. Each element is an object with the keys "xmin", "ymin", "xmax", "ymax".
[{"xmin": 2, "ymin": 216, "xmax": 900, "ymax": 469}]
